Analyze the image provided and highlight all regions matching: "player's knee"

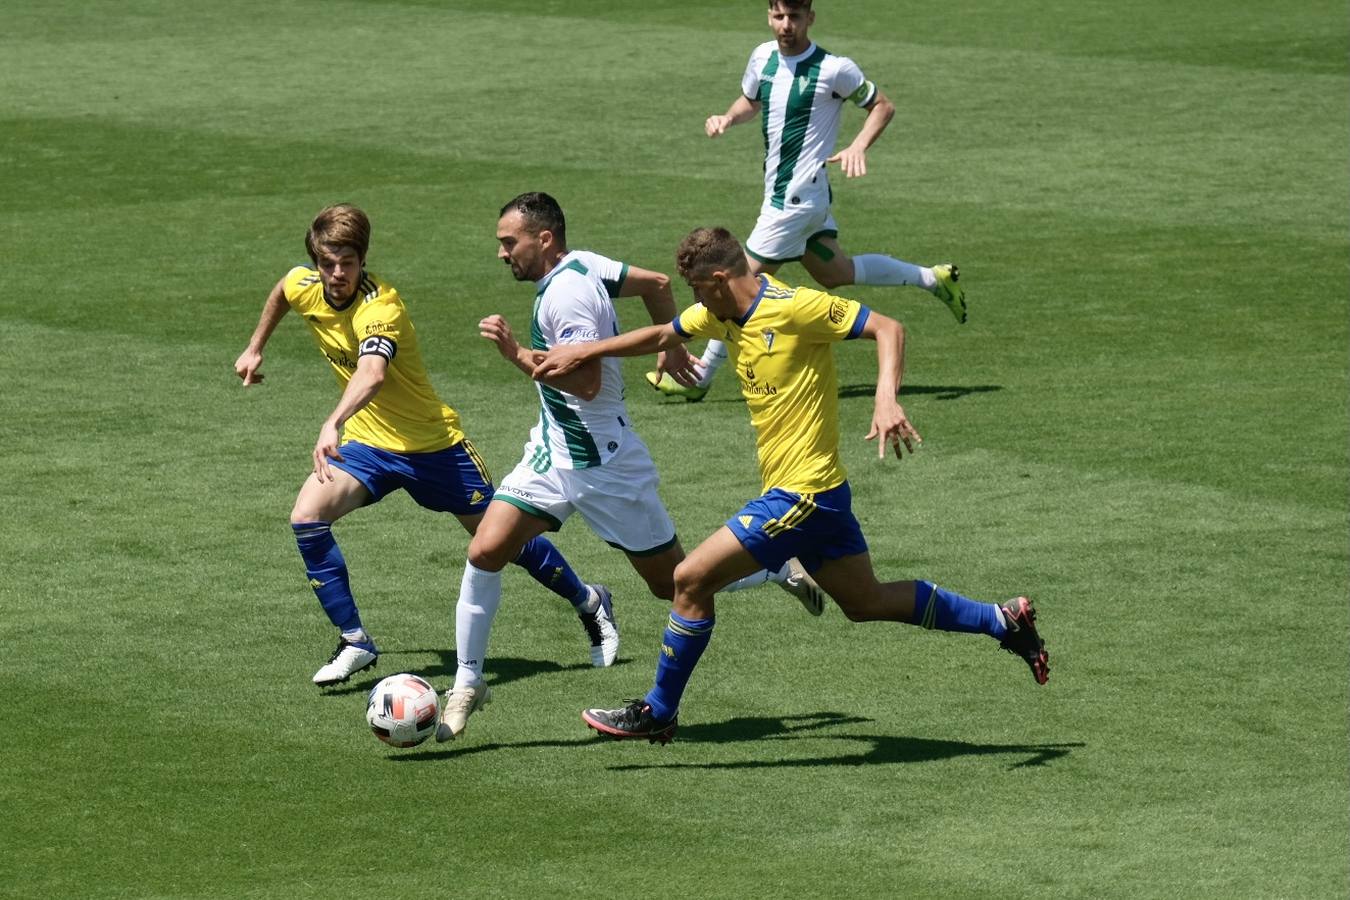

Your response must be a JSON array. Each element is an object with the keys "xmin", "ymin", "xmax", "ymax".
[{"xmin": 467, "ymin": 535, "xmax": 513, "ymax": 572}]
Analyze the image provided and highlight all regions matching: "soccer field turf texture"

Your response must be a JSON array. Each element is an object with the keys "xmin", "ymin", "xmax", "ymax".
[{"xmin": 2, "ymin": 1, "xmax": 1346, "ymax": 897}]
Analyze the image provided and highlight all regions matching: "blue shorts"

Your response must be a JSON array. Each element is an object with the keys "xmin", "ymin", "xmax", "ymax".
[
  {"xmin": 725, "ymin": 481, "xmax": 868, "ymax": 575},
  {"xmin": 331, "ymin": 439, "xmax": 494, "ymax": 515}
]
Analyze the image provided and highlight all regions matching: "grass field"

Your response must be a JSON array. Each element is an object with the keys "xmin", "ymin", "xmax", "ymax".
[{"xmin": 2, "ymin": 1, "xmax": 1347, "ymax": 897}]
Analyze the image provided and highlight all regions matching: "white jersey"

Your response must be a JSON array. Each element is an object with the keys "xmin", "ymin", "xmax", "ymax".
[
  {"xmin": 740, "ymin": 41, "xmax": 877, "ymax": 213},
  {"xmin": 524, "ymin": 250, "xmax": 632, "ymax": 471}
]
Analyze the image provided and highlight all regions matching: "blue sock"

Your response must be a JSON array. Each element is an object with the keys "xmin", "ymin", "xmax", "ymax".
[
  {"xmin": 513, "ymin": 536, "xmax": 589, "ymax": 608},
  {"xmin": 913, "ymin": 580, "xmax": 1007, "ymax": 639},
  {"xmin": 644, "ymin": 613, "xmax": 714, "ymax": 721},
  {"xmin": 292, "ymin": 522, "xmax": 363, "ymax": 634}
]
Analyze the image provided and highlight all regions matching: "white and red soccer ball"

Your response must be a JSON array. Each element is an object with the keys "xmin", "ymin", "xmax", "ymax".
[{"xmin": 366, "ymin": 674, "xmax": 439, "ymax": 748}]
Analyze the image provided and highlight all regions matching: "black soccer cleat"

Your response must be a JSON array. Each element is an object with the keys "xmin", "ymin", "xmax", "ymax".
[
  {"xmin": 999, "ymin": 596, "xmax": 1049, "ymax": 685},
  {"xmin": 582, "ymin": 699, "xmax": 678, "ymax": 745}
]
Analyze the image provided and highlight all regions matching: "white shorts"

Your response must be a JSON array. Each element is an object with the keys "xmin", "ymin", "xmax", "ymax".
[
  {"xmin": 494, "ymin": 431, "xmax": 677, "ymax": 556},
  {"xmin": 746, "ymin": 197, "xmax": 838, "ymax": 265}
]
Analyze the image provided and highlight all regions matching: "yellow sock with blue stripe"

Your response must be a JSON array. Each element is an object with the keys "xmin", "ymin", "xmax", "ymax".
[{"xmin": 645, "ymin": 612, "xmax": 714, "ymax": 722}]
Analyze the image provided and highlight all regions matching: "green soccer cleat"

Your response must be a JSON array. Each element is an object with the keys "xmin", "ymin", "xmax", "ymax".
[
  {"xmin": 645, "ymin": 370, "xmax": 708, "ymax": 403},
  {"xmin": 931, "ymin": 264, "xmax": 967, "ymax": 325}
]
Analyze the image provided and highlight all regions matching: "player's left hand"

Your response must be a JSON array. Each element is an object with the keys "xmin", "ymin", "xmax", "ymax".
[
  {"xmin": 827, "ymin": 146, "xmax": 868, "ymax": 179},
  {"xmin": 313, "ymin": 421, "xmax": 344, "ymax": 482},
  {"xmin": 866, "ymin": 400, "xmax": 921, "ymax": 459},
  {"xmin": 479, "ymin": 315, "xmax": 520, "ymax": 362},
  {"xmin": 657, "ymin": 343, "xmax": 702, "ymax": 387}
]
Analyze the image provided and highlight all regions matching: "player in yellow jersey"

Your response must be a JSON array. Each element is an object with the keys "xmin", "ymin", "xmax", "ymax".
[
  {"xmin": 535, "ymin": 227, "xmax": 1048, "ymax": 743},
  {"xmin": 234, "ymin": 204, "xmax": 612, "ymax": 688}
]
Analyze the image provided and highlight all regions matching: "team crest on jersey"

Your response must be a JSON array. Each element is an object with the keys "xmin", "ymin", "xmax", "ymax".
[
  {"xmin": 762, "ymin": 329, "xmax": 776, "ymax": 352},
  {"xmin": 828, "ymin": 299, "xmax": 849, "ymax": 325}
]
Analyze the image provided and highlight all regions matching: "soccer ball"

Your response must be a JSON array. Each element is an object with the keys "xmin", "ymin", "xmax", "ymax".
[{"xmin": 366, "ymin": 674, "xmax": 440, "ymax": 748}]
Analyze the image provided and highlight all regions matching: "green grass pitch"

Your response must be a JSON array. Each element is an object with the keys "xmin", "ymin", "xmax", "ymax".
[{"xmin": 2, "ymin": 1, "xmax": 1346, "ymax": 897}]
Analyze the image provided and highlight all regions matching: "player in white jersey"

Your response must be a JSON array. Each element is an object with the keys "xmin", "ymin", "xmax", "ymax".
[
  {"xmin": 435, "ymin": 192, "xmax": 825, "ymax": 741},
  {"xmin": 649, "ymin": 0, "xmax": 967, "ymax": 402}
]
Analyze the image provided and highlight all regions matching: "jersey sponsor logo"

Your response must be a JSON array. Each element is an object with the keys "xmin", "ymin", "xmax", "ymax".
[
  {"xmin": 743, "ymin": 362, "xmax": 756, "ymax": 381},
  {"xmin": 363, "ymin": 320, "xmax": 391, "ymax": 335},
  {"xmin": 324, "ymin": 349, "xmax": 358, "ymax": 370},
  {"xmin": 828, "ymin": 299, "xmax": 849, "ymax": 325},
  {"xmin": 559, "ymin": 325, "xmax": 600, "ymax": 342}
]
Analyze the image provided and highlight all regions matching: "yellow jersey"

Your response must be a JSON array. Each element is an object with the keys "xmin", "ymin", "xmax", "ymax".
[
  {"xmin": 674, "ymin": 274, "xmax": 869, "ymax": 494},
  {"xmin": 282, "ymin": 266, "xmax": 463, "ymax": 453}
]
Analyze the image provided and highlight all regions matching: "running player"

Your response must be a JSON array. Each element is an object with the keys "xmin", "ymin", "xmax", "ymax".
[
  {"xmin": 649, "ymin": 0, "xmax": 966, "ymax": 402},
  {"xmin": 535, "ymin": 227, "xmax": 1047, "ymax": 744}
]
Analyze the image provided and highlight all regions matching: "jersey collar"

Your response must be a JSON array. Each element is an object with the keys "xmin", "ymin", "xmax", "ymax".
[{"xmin": 732, "ymin": 275, "xmax": 769, "ymax": 327}]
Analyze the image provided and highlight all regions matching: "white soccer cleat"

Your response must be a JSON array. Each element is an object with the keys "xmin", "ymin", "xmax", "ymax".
[
  {"xmin": 578, "ymin": 585, "xmax": 620, "ymax": 667},
  {"xmin": 312, "ymin": 635, "xmax": 379, "ymax": 686},
  {"xmin": 436, "ymin": 682, "xmax": 492, "ymax": 742},
  {"xmin": 778, "ymin": 558, "xmax": 826, "ymax": 616}
]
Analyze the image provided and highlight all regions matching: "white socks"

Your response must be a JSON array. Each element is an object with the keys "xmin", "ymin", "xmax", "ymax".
[
  {"xmin": 721, "ymin": 561, "xmax": 791, "ymax": 593},
  {"xmin": 454, "ymin": 561, "xmax": 503, "ymax": 691},
  {"xmin": 696, "ymin": 340, "xmax": 729, "ymax": 387},
  {"xmin": 852, "ymin": 254, "xmax": 936, "ymax": 291}
]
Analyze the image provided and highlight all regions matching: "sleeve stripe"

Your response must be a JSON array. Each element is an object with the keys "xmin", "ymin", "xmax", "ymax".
[
  {"xmin": 846, "ymin": 306, "xmax": 871, "ymax": 340},
  {"xmin": 672, "ymin": 317, "xmax": 692, "ymax": 339}
]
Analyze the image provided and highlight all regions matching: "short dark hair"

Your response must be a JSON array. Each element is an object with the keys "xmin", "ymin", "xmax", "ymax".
[
  {"xmin": 676, "ymin": 227, "xmax": 749, "ymax": 281},
  {"xmin": 306, "ymin": 204, "xmax": 370, "ymax": 264},
  {"xmin": 769, "ymin": 0, "xmax": 812, "ymax": 10},
  {"xmin": 499, "ymin": 191, "xmax": 566, "ymax": 246}
]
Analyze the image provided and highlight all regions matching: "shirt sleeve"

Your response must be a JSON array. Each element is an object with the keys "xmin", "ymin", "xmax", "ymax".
[
  {"xmin": 281, "ymin": 266, "xmax": 315, "ymax": 308},
  {"xmin": 352, "ymin": 291, "xmax": 405, "ymax": 361},
  {"xmin": 785, "ymin": 287, "xmax": 868, "ymax": 343},
  {"xmin": 833, "ymin": 56, "xmax": 877, "ymax": 108},
  {"xmin": 587, "ymin": 252, "xmax": 629, "ymax": 299},
  {"xmin": 545, "ymin": 278, "xmax": 607, "ymax": 346},
  {"xmin": 740, "ymin": 48, "xmax": 763, "ymax": 99},
  {"xmin": 673, "ymin": 303, "xmax": 720, "ymax": 340}
]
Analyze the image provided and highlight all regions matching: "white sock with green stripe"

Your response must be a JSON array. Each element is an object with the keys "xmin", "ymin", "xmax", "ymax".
[
  {"xmin": 853, "ymin": 254, "xmax": 936, "ymax": 291},
  {"xmin": 696, "ymin": 340, "xmax": 728, "ymax": 387}
]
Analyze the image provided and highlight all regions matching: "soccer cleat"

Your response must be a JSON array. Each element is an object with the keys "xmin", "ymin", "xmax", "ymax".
[
  {"xmin": 779, "ymin": 558, "xmax": 826, "ymax": 616},
  {"xmin": 582, "ymin": 699, "xmax": 678, "ymax": 744},
  {"xmin": 931, "ymin": 264, "xmax": 967, "ymax": 325},
  {"xmin": 435, "ymin": 682, "xmax": 492, "ymax": 742},
  {"xmin": 645, "ymin": 370, "xmax": 708, "ymax": 403},
  {"xmin": 578, "ymin": 585, "xmax": 620, "ymax": 667},
  {"xmin": 999, "ymin": 596, "xmax": 1049, "ymax": 684},
  {"xmin": 312, "ymin": 635, "xmax": 379, "ymax": 686}
]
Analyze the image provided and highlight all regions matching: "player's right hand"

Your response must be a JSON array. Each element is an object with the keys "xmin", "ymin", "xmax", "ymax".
[
  {"xmin": 705, "ymin": 115, "xmax": 732, "ymax": 138},
  {"xmin": 312, "ymin": 421, "xmax": 344, "ymax": 482},
  {"xmin": 234, "ymin": 348, "xmax": 264, "ymax": 385}
]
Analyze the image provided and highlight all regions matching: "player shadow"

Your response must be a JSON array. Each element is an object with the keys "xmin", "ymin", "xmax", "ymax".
[
  {"xmin": 600, "ymin": 711, "xmax": 1082, "ymax": 772},
  {"xmin": 838, "ymin": 382, "xmax": 1003, "ymax": 402},
  {"xmin": 317, "ymin": 651, "xmax": 606, "ymax": 696}
]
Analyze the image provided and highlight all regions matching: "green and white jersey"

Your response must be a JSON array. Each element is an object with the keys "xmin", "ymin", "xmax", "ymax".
[
  {"xmin": 524, "ymin": 250, "xmax": 631, "ymax": 471},
  {"xmin": 740, "ymin": 41, "xmax": 877, "ymax": 212}
]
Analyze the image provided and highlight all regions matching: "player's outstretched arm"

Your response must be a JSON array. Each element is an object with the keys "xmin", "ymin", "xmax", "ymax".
[
  {"xmin": 532, "ymin": 323, "xmax": 686, "ymax": 381},
  {"xmin": 706, "ymin": 95, "xmax": 760, "ymax": 138},
  {"xmin": 235, "ymin": 277, "xmax": 289, "ymax": 386},
  {"xmin": 827, "ymin": 90, "xmax": 896, "ymax": 179},
  {"xmin": 859, "ymin": 311, "xmax": 921, "ymax": 459},
  {"xmin": 314, "ymin": 354, "xmax": 387, "ymax": 482},
  {"xmin": 618, "ymin": 267, "xmax": 699, "ymax": 385},
  {"xmin": 480, "ymin": 313, "xmax": 602, "ymax": 400}
]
